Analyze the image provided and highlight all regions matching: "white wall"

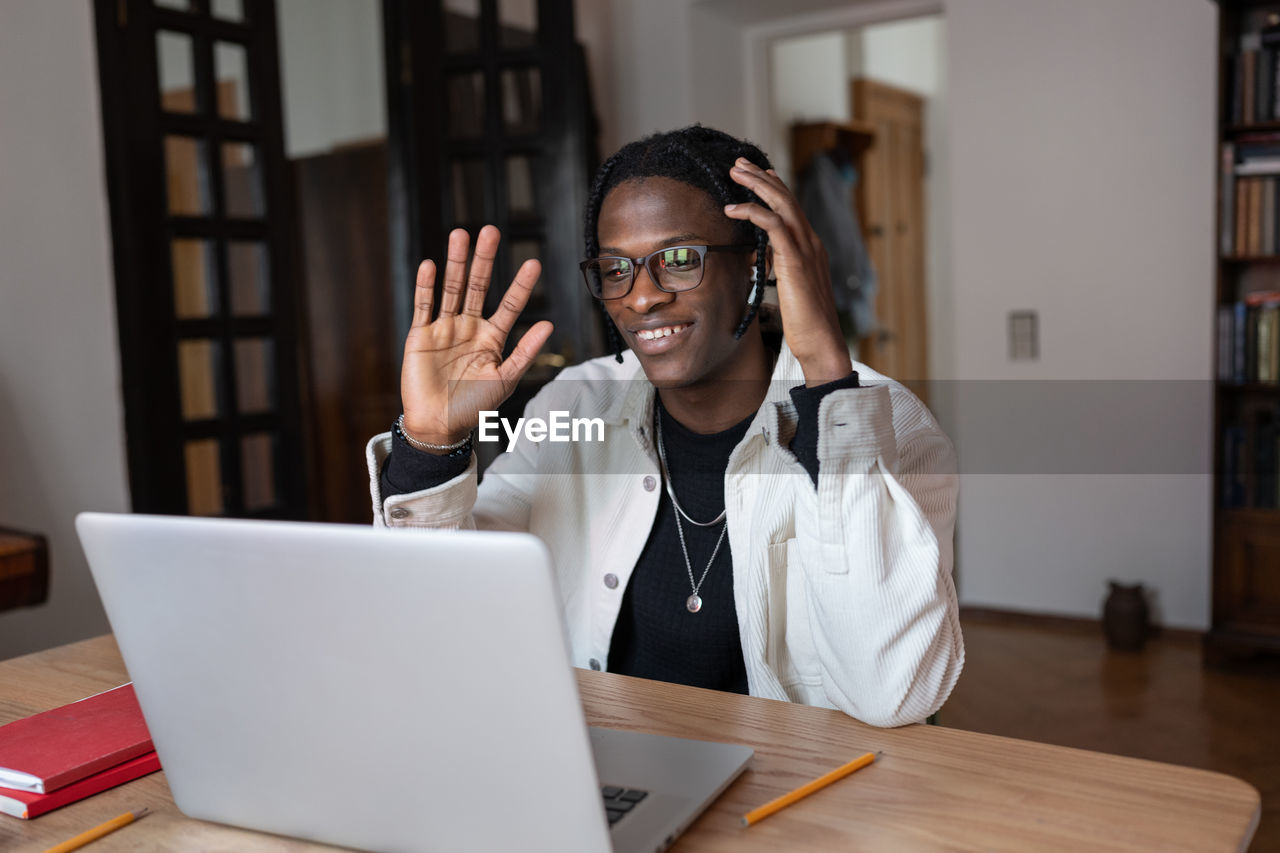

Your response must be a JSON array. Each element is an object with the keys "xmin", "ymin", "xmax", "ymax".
[
  {"xmin": 946, "ymin": 0, "xmax": 1216, "ymax": 627},
  {"xmin": 596, "ymin": 0, "xmax": 699, "ymax": 153},
  {"xmin": 860, "ymin": 16, "xmax": 944, "ymax": 92},
  {"xmin": 0, "ymin": 1, "xmax": 130, "ymax": 658},
  {"xmin": 277, "ymin": 0, "xmax": 386, "ymax": 157},
  {"xmin": 770, "ymin": 32, "xmax": 850, "ymax": 181}
]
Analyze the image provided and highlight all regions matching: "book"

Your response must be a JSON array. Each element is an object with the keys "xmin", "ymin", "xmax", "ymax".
[
  {"xmin": 1252, "ymin": 177, "xmax": 1264, "ymax": 255},
  {"xmin": 1235, "ymin": 301, "xmax": 1249, "ymax": 383},
  {"xmin": 0, "ymin": 752, "xmax": 160, "ymax": 819},
  {"xmin": 1256, "ymin": 412, "xmax": 1279, "ymax": 509},
  {"xmin": 1223, "ymin": 424, "xmax": 1247, "ymax": 508},
  {"xmin": 1237, "ymin": 176, "xmax": 1249, "ymax": 255},
  {"xmin": 1245, "ymin": 48, "xmax": 1257, "ymax": 125},
  {"xmin": 0, "ymin": 684, "xmax": 151, "ymax": 794},
  {"xmin": 1263, "ymin": 305, "xmax": 1280, "ymax": 382},
  {"xmin": 1247, "ymin": 303, "xmax": 1260, "ymax": 382},
  {"xmin": 1262, "ymin": 47, "xmax": 1274, "ymax": 123},
  {"xmin": 1259, "ymin": 304, "xmax": 1275, "ymax": 382},
  {"xmin": 1234, "ymin": 159, "xmax": 1280, "ymax": 175},
  {"xmin": 1219, "ymin": 305, "xmax": 1235, "ymax": 381},
  {"xmin": 1223, "ymin": 143, "xmax": 1236, "ymax": 255},
  {"xmin": 1244, "ymin": 289, "xmax": 1280, "ymax": 306},
  {"xmin": 1233, "ymin": 50, "xmax": 1244, "ymax": 125},
  {"xmin": 1264, "ymin": 178, "xmax": 1275, "ymax": 256}
]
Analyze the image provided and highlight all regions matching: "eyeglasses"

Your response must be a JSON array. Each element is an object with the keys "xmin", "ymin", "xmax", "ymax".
[{"xmin": 579, "ymin": 244, "xmax": 754, "ymax": 301}]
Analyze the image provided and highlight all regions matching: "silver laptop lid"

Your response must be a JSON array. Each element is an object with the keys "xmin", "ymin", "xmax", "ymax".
[{"xmin": 76, "ymin": 512, "xmax": 612, "ymax": 853}]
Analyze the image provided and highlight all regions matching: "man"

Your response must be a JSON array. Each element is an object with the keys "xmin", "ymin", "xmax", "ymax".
[{"xmin": 368, "ymin": 126, "xmax": 962, "ymax": 727}]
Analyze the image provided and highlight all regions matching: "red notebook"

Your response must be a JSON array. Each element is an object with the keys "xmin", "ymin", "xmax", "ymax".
[
  {"xmin": 0, "ymin": 752, "xmax": 161, "ymax": 819},
  {"xmin": 0, "ymin": 684, "xmax": 152, "ymax": 794}
]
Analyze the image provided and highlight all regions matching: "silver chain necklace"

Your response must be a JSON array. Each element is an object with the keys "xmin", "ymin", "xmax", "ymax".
[
  {"xmin": 655, "ymin": 405, "xmax": 727, "ymax": 527},
  {"xmin": 656, "ymin": 405, "xmax": 729, "ymax": 614}
]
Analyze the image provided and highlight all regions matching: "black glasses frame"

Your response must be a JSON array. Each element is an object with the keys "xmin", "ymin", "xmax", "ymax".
[{"xmin": 579, "ymin": 244, "xmax": 755, "ymax": 300}]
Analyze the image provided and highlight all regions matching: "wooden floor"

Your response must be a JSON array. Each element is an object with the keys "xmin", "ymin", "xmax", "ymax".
[{"xmin": 944, "ymin": 614, "xmax": 1278, "ymax": 852}]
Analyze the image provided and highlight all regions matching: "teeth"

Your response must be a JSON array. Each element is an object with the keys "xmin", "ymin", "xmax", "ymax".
[{"xmin": 636, "ymin": 324, "xmax": 688, "ymax": 341}]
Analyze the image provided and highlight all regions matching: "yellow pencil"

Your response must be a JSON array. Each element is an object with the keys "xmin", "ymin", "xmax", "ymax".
[
  {"xmin": 741, "ymin": 751, "xmax": 880, "ymax": 827},
  {"xmin": 41, "ymin": 807, "xmax": 150, "ymax": 853}
]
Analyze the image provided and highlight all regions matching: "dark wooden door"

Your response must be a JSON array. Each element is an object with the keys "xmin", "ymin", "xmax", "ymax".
[{"xmin": 94, "ymin": 0, "xmax": 307, "ymax": 518}]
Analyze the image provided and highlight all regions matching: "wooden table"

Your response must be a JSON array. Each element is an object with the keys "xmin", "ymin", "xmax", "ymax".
[{"xmin": 0, "ymin": 636, "xmax": 1260, "ymax": 852}]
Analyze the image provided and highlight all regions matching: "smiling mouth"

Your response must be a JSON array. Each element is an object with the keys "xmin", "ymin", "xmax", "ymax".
[{"xmin": 633, "ymin": 323, "xmax": 691, "ymax": 341}]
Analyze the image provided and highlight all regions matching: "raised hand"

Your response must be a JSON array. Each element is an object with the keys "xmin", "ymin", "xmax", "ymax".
[
  {"xmin": 400, "ymin": 225, "xmax": 554, "ymax": 449},
  {"xmin": 723, "ymin": 157, "xmax": 853, "ymax": 386}
]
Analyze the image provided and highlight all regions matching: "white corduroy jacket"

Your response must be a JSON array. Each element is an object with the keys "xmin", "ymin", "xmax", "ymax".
[{"xmin": 366, "ymin": 342, "xmax": 963, "ymax": 727}]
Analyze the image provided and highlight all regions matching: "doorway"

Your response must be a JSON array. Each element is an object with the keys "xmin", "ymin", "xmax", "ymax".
[{"xmin": 768, "ymin": 15, "xmax": 948, "ymax": 397}]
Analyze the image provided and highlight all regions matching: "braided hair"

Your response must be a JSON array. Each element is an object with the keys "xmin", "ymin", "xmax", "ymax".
[{"xmin": 583, "ymin": 126, "xmax": 773, "ymax": 363}]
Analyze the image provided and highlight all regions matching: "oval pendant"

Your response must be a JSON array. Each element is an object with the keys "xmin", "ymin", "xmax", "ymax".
[{"xmin": 686, "ymin": 594, "xmax": 702, "ymax": 613}]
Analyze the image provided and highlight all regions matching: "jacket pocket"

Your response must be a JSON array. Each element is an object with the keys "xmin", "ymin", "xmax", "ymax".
[{"xmin": 766, "ymin": 539, "xmax": 821, "ymax": 688}]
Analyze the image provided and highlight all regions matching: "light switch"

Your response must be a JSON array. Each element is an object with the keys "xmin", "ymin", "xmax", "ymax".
[{"xmin": 1009, "ymin": 311, "xmax": 1038, "ymax": 360}]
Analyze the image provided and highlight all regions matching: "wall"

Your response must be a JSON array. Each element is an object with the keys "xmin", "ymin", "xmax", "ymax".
[
  {"xmin": 277, "ymin": 0, "xmax": 386, "ymax": 157},
  {"xmin": 0, "ymin": 1, "xmax": 130, "ymax": 658},
  {"xmin": 597, "ymin": 0, "xmax": 699, "ymax": 154},
  {"xmin": 946, "ymin": 0, "xmax": 1216, "ymax": 627},
  {"xmin": 769, "ymin": 32, "xmax": 850, "ymax": 182}
]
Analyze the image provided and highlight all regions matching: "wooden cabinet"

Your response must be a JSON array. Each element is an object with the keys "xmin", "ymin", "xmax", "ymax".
[{"xmin": 1210, "ymin": 510, "xmax": 1280, "ymax": 660}]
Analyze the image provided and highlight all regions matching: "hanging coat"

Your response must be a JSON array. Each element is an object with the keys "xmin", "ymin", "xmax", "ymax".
[{"xmin": 797, "ymin": 151, "xmax": 878, "ymax": 337}]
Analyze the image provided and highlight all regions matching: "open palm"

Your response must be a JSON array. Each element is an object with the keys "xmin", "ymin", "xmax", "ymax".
[{"xmin": 401, "ymin": 226, "xmax": 553, "ymax": 448}]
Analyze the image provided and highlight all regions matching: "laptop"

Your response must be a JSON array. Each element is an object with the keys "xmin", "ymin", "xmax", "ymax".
[{"xmin": 76, "ymin": 512, "xmax": 752, "ymax": 853}]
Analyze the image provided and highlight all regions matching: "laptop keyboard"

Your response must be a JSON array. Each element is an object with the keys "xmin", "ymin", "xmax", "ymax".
[{"xmin": 601, "ymin": 786, "xmax": 649, "ymax": 825}]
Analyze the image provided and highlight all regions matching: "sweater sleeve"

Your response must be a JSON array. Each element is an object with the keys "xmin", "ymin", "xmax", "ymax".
[
  {"xmin": 787, "ymin": 371, "xmax": 860, "ymax": 485},
  {"xmin": 366, "ymin": 384, "xmax": 564, "ymax": 532},
  {"xmin": 379, "ymin": 428, "xmax": 471, "ymax": 499},
  {"xmin": 792, "ymin": 382, "xmax": 963, "ymax": 727}
]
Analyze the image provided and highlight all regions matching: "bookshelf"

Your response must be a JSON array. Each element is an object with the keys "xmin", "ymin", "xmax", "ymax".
[{"xmin": 1209, "ymin": 1, "xmax": 1280, "ymax": 663}]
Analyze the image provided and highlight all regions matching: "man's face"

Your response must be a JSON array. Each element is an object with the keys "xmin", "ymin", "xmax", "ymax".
[{"xmin": 597, "ymin": 177, "xmax": 756, "ymax": 390}]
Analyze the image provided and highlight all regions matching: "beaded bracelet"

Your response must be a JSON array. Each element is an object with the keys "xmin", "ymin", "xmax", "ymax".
[{"xmin": 394, "ymin": 414, "xmax": 473, "ymax": 457}]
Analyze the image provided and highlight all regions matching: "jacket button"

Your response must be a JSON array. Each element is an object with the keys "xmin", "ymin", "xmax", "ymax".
[
  {"xmin": 604, "ymin": 573, "xmax": 619, "ymax": 589},
  {"xmin": 389, "ymin": 507, "xmax": 410, "ymax": 520},
  {"xmin": 589, "ymin": 658, "xmax": 602, "ymax": 671},
  {"xmin": 643, "ymin": 475, "xmax": 657, "ymax": 491}
]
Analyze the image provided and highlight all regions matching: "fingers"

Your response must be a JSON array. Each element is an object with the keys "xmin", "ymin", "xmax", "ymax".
[
  {"xmin": 439, "ymin": 228, "xmax": 471, "ymax": 316},
  {"xmin": 497, "ymin": 320, "xmax": 555, "ymax": 391},
  {"xmin": 463, "ymin": 225, "xmax": 501, "ymax": 317},
  {"xmin": 723, "ymin": 201, "xmax": 798, "ymax": 257},
  {"xmin": 728, "ymin": 158, "xmax": 821, "ymax": 254},
  {"xmin": 411, "ymin": 259, "xmax": 436, "ymax": 327},
  {"xmin": 489, "ymin": 258, "xmax": 543, "ymax": 337}
]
